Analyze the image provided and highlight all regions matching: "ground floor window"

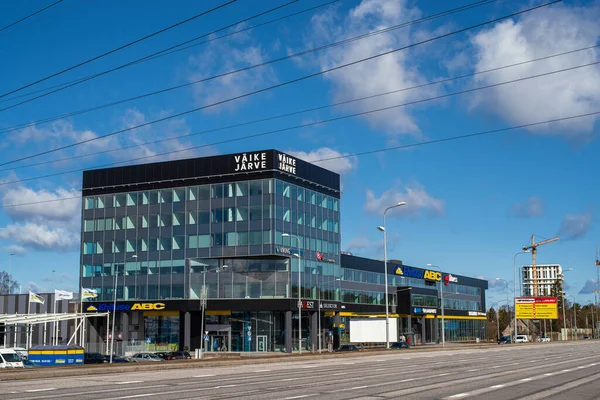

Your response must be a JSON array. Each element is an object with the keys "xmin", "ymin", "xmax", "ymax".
[{"xmin": 145, "ymin": 313, "xmax": 180, "ymax": 351}]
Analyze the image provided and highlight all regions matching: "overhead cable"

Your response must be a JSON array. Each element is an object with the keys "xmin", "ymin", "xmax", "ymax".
[
  {"xmin": 0, "ymin": 0, "xmax": 237, "ymax": 99},
  {"xmin": 0, "ymin": 0, "xmax": 64, "ymax": 33},
  {"xmin": 1, "ymin": 58, "xmax": 594, "ymax": 187},
  {"xmin": 1, "ymin": 43, "xmax": 596, "ymax": 173},
  {"xmin": 1, "ymin": 110, "xmax": 598, "ymax": 209},
  {"xmin": 0, "ymin": 0, "xmax": 493, "ymax": 114},
  {"xmin": 0, "ymin": 0, "xmax": 561, "ymax": 168}
]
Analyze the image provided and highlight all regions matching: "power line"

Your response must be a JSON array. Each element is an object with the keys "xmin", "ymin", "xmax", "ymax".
[
  {"xmin": 0, "ymin": 0, "xmax": 330, "ymax": 107},
  {"xmin": 2, "ymin": 43, "xmax": 596, "ymax": 173},
  {"xmin": 313, "ymin": 111, "xmax": 600, "ymax": 164},
  {"xmin": 0, "ymin": 0, "xmax": 560, "ymax": 168},
  {"xmin": 0, "ymin": 0, "xmax": 237, "ymax": 99},
  {"xmin": 0, "ymin": 0, "xmax": 493, "ymax": 116},
  {"xmin": 0, "ymin": 0, "xmax": 64, "ymax": 33},
  {"xmin": 1, "ymin": 110, "xmax": 598, "ymax": 209},
  {"xmin": 2, "ymin": 59, "xmax": 594, "ymax": 187},
  {"xmin": 0, "ymin": 0, "xmax": 306, "ymax": 109}
]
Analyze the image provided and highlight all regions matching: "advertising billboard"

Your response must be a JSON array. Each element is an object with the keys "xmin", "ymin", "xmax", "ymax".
[{"xmin": 515, "ymin": 297, "xmax": 558, "ymax": 319}]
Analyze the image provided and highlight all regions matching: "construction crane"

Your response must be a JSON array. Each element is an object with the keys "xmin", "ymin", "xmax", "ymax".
[{"xmin": 522, "ymin": 234, "xmax": 560, "ymax": 297}]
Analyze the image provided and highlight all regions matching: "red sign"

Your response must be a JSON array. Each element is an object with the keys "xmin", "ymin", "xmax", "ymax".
[{"xmin": 317, "ymin": 252, "xmax": 323, "ymax": 261}]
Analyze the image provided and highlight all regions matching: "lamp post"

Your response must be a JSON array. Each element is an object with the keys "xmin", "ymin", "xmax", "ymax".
[
  {"xmin": 318, "ymin": 278, "xmax": 340, "ymax": 353},
  {"xmin": 282, "ymin": 233, "xmax": 302, "ymax": 354},
  {"xmin": 377, "ymin": 201, "xmax": 406, "ymax": 350},
  {"xmin": 427, "ymin": 264, "xmax": 444, "ymax": 347},
  {"xmin": 513, "ymin": 250, "xmax": 530, "ymax": 340},
  {"xmin": 110, "ymin": 254, "xmax": 136, "ymax": 364}
]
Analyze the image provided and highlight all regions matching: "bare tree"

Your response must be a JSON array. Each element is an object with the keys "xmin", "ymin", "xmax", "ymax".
[{"xmin": 0, "ymin": 271, "xmax": 19, "ymax": 295}]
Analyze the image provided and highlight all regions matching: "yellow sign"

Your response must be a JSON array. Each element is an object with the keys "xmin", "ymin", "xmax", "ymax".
[
  {"xmin": 86, "ymin": 305, "xmax": 97, "ymax": 311},
  {"xmin": 515, "ymin": 297, "xmax": 558, "ymax": 319},
  {"xmin": 424, "ymin": 270, "xmax": 441, "ymax": 281},
  {"xmin": 131, "ymin": 302, "xmax": 165, "ymax": 310},
  {"xmin": 395, "ymin": 267, "xmax": 403, "ymax": 275}
]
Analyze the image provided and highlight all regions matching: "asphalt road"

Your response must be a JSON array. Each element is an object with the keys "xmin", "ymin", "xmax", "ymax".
[{"xmin": 3, "ymin": 341, "xmax": 600, "ymax": 399}]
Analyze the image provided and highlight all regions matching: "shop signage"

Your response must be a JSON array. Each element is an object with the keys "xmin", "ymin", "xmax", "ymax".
[
  {"xmin": 234, "ymin": 152, "xmax": 268, "ymax": 172},
  {"xmin": 301, "ymin": 301, "xmax": 315, "ymax": 309},
  {"xmin": 468, "ymin": 311, "xmax": 486, "ymax": 317},
  {"xmin": 396, "ymin": 266, "xmax": 441, "ymax": 281},
  {"xmin": 88, "ymin": 302, "xmax": 166, "ymax": 312},
  {"xmin": 320, "ymin": 303, "xmax": 338, "ymax": 309},
  {"xmin": 413, "ymin": 307, "xmax": 437, "ymax": 314},
  {"xmin": 316, "ymin": 251, "xmax": 335, "ymax": 263},
  {"xmin": 444, "ymin": 274, "xmax": 458, "ymax": 286},
  {"xmin": 278, "ymin": 153, "xmax": 297, "ymax": 175},
  {"xmin": 276, "ymin": 246, "xmax": 302, "ymax": 256}
]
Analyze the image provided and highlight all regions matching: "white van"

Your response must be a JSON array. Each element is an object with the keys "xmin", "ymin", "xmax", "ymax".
[
  {"xmin": 515, "ymin": 335, "xmax": 529, "ymax": 343},
  {"xmin": 0, "ymin": 349, "xmax": 25, "ymax": 368}
]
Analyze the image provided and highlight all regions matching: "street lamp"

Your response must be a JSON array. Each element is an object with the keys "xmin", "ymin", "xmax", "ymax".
[
  {"xmin": 282, "ymin": 233, "xmax": 302, "ymax": 354},
  {"xmin": 377, "ymin": 201, "xmax": 407, "ymax": 350},
  {"xmin": 513, "ymin": 250, "xmax": 530, "ymax": 340},
  {"xmin": 110, "ymin": 254, "xmax": 137, "ymax": 364},
  {"xmin": 318, "ymin": 277, "xmax": 340, "ymax": 353},
  {"xmin": 427, "ymin": 264, "xmax": 444, "ymax": 347}
]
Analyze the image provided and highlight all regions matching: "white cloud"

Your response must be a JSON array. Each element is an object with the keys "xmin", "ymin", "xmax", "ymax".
[
  {"xmin": 1, "ymin": 186, "xmax": 80, "ymax": 222},
  {"xmin": 117, "ymin": 108, "xmax": 212, "ymax": 162},
  {"xmin": 0, "ymin": 180, "xmax": 81, "ymax": 252},
  {"xmin": 304, "ymin": 0, "xmax": 438, "ymax": 139},
  {"xmin": 187, "ymin": 39, "xmax": 278, "ymax": 112},
  {"xmin": 286, "ymin": 147, "xmax": 357, "ymax": 175},
  {"xmin": 16, "ymin": 120, "xmax": 117, "ymax": 154},
  {"xmin": 4, "ymin": 244, "xmax": 25, "ymax": 255},
  {"xmin": 468, "ymin": 4, "xmax": 600, "ymax": 138},
  {"xmin": 364, "ymin": 183, "xmax": 444, "ymax": 218},
  {"xmin": 557, "ymin": 212, "xmax": 592, "ymax": 240},
  {"xmin": 511, "ymin": 196, "xmax": 544, "ymax": 218},
  {"xmin": 0, "ymin": 223, "xmax": 79, "ymax": 251}
]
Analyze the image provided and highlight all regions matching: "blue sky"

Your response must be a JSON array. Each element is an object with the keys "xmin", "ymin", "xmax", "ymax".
[{"xmin": 0, "ymin": 0, "xmax": 598, "ymax": 308}]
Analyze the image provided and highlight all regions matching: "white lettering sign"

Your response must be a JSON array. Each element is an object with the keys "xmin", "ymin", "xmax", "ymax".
[
  {"xmin": 234, "ymin": 152, "xmax": 267, "ymax": 172},
  {"xmin": 278, "ymin": 153, "xmax": 297, "ymax": 175}
]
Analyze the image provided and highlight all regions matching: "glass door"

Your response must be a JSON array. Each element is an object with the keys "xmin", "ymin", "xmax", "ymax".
[{"xmin": 256, "ymin": 335, "xmax": 267, "ymax": 352}]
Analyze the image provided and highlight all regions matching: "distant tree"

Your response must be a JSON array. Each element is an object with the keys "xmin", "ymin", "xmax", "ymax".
[{"xmin": 0, "ymin": 271, "xmax": 19, "ymax": 295}]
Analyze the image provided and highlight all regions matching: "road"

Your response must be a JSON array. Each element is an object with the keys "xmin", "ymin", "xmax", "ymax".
[{"xmin": 3, "ymin": 341, "xmax": 600, "ymax": 399}]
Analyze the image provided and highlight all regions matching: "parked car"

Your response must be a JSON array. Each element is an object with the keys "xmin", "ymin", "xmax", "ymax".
[
  {"xmin": 84, "ymin": 352, "xmax": 107, "ymax": 364},
  {"xmin": 0, "ymin": 349, "xmax": 24, "ymax": 368},
  {"xmin": 515, "ymin": 335, "xmax": 529, "ymax": 343},
  {"xmin": 335, "ymin": 345, "xmax": 360, "ymax": 352},
  {"xmin": 103, "ymin": 355, "xmax": 130, "ymax": 363},
  {"xmin": 583, "ymin": 336, "xmax": 590, "ymax": 340},
  {"xmin": 390, "ymin": 341, "xmax": 410, "ymax": 349},
  {"xmin": 537, "ymin": 336, "xmax": 550, "ymax": 342},
  {"xmin": 170, "ymin": 351, "xmax": 192, "ymax": 359},
  {"xmin": 498, "ymin": 336, "xmax": 512, "ymax": 344},
  {"xmin": 130, "ymin": 353, "xmax": 163, "ymax": 362},
  {"xmin": 154, "ymin": 352, "xmax": 175, "ymax": 360}
]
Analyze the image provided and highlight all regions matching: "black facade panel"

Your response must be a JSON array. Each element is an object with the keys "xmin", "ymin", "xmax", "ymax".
[{"xmin": 82, "ymin": 150, "xmax": 340, "ymax": 198}]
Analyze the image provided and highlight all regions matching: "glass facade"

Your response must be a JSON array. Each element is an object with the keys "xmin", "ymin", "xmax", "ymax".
[{"xmin": 81, "ymin": 178, "xmax": 341, "ymax": 302}]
